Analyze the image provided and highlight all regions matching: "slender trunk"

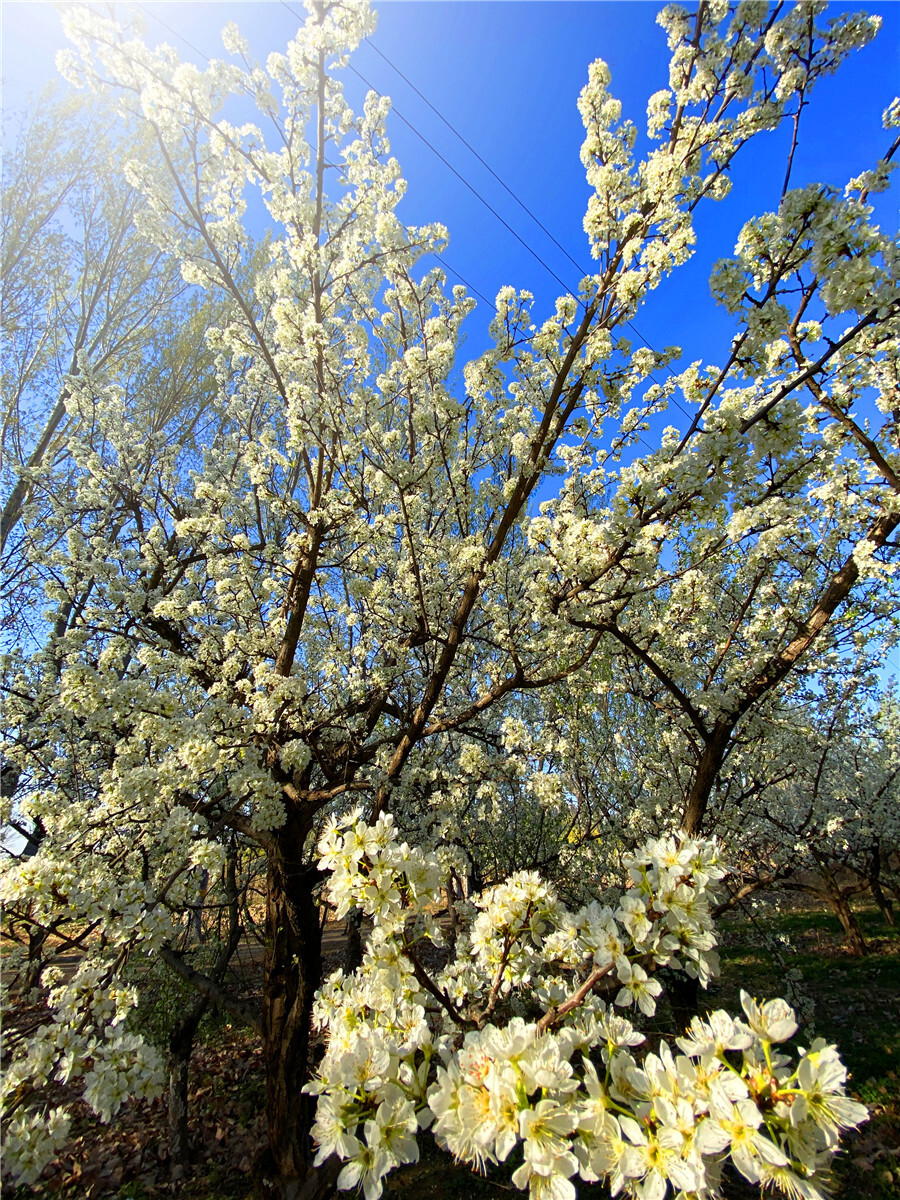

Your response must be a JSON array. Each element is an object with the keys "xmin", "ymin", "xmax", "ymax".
[
  {"xmin": 664, "ymin": 970, "xmax": 700, "ymax": 1033},
  {"xmin": 445, "ymin": 874, "xmax": 462, "ymax": 956},
  {"xmin": 256, "ymin": 809, "xmax": 336, "ymax": 1200},
  {"xmin": 820, "ymin": 874, "xmax": 868, "ymax": 956},
  {"xmin": 343, "ymin": 909, "xmax": 363, "ymax": 974},
  {"xmin": 168, "ymin": 1052, "xmax": 191, "ymax": 1168},
  {"xmin": 830, "ymin": 892, "xmax": 868, "ymax": 956},
  {"xmin": 869, "ymin": 844, "xmax": 896, "ymax": 927},
  {"xmin": 168, "ymin": 846, "xmax": 243, "ymax": 1171},
  {"xmin": 466, "ymin": 859, "xmax": 483, "ymax": 899},
  {"xmin": 168, "ymin": 998, "xmax": 208, "ymax": 1169},
  {"xmin": 23, "ymin": 923, "xmax": 49, "ymax": 993},
  {"xmin": 676, "ymin": 732, "xmax": 729, "ymax": 1023},
  {"xmin": 870, "ymin": 879, "xmax": 896, "ymax": 927},
  {"xmin": 191, "ymin": 868, "xmax": 209, "ymax": 943},
  {"xmin": 811, "ymin": 857, "xmax": 868, "ymax": 956},
  {"xmin": 19, "ymin": 816, "xmax": 49, "ymax": 991}
]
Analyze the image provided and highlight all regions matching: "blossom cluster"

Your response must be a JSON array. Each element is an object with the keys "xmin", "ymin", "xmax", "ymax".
[
  {"xmin": 1, "ymin": 962, "xmax": 164, "ymax": 1184},
  {"xmin": 307, "ymin": 815, "xmax": 867, "ymax": 1199},
  {"xmin": 423, "ymin": 997, "xmax": 867, "ymax": 1200}
]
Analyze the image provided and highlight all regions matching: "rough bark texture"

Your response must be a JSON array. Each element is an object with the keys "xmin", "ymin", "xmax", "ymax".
[
  {"xmin": 870, "ymin": 879, "xmax": 896, "ymax": 927},
  {"xmin": 258, "ymin": 808, "xmax": 329, "ymax": 1200},
  {"xmin": 168, "ymin": 1050, "xmax": 191, "ymax": 1167},
  {"xmin": 682, "ymin": 726, "xmax": 731, "ymax": 837},
  {"xmin": 813, "ymin": 860, "xmax": 868, "ymax": 956},
  {"xmin": 869, "ymin": 843, "xmax": 896, "ymax": 927},
  {"xmin": 663, "ymin": 969, "xmax": 701, "ymax": 1033},
  {"xmin": 827, "ymin": 888, "xmax": 868, "ymax": 956},
  {"xmin": 682, "ymin": 511, "xmax": 900, "ymax": 837},
  {"xmin": 167, "ymin": 996, "xmax": 209, "ymax": 1168}
]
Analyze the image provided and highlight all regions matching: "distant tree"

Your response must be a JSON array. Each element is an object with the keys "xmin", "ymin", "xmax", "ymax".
[
  {"xmin": 1, "ymin": 83, "xmax": 218, "ymax": 839},
  {"xmin": 720, "ymin": 681, "xmax": 900, "ymax": 954}
]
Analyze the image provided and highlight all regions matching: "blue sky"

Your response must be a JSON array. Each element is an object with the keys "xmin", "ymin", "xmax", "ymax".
[{"xmin": 4, "ymin": 0, "xmax": 898, "ymax": 369}]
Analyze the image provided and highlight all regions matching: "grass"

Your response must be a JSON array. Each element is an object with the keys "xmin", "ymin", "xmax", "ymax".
[
  {"xmin": 714, "ymin": 900, "xmax": 900, "ymax": 1200},
  {"xmin": 8, "ymin": 896, "xmax": 899, "ymax": 1200},
  {"xmin": 712, "ymin": 902, "xmax": 900, "ymax": 1079}
]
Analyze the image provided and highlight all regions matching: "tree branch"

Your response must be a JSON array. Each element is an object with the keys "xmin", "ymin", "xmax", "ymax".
[{"xmin": 159, "ymin": 945, "xmax": 262, "ymax": 1035}]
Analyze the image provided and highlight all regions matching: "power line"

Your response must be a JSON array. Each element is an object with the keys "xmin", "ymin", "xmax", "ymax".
[
  {"xmin": 349, "ymin": 58, "xmax": 684, "ymax": 426},
  {"xmin": 135, "ymin": 6, "xmax": 491, "ymax": 312},
  {"xmin": 137, "ymin": 3, "xmax": 211, "ymax": 64},
  {"xmin": 366, "ymin": 30, "xmax": 684, "ymax": 378},
  {"xmin": 128, "ymin": 15, "xmax": 900, "ymax": 627},
  {"xmin": 140, "ymin": 0, "xmax": 680, "ymax": 452},
  {"xmin": 279, "ymin": 1, "xmax": 592, "ymax": 305},
  {"xmin": 345, "ymin": 60, "xmax": 582, "ymax": 304},
  {"xmin": 354, "ymin": 25, "xmax": 689, "ymax": 410},
  {"xmin": 435, "ymin": 257, "xmax": 497, "ymax": 313},
  {"xmin": 146, "ymin": 0, "xmax": 684, "ymax": 405},
  {"xmin": 364, "ymin": 35, "xmax": 591, "ymax": 287},
  {"xmin": 68, "ymin": 8, "xmax": 874, "ymax": 608},
  {"xmin": 137, "ymin": 7, "xmax": 870, "ymax": 541}
]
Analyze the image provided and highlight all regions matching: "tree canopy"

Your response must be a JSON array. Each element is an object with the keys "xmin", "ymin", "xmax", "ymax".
[{"xmin": 1, "ymin": 2, "xmax": 897, "ymax": 1198}]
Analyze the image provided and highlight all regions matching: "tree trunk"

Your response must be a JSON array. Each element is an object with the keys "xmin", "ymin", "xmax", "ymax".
[
  {"xmin": 22, "ymin": 925, "xmax": 49, "ymax": 993},
  {"xmin": 831, "ymin": 892, "xmax": 868, "ymax": 956},
  {"xmin": 258, "ymin": 809, "xmax": 334, "ymax": 1200},
  {"xmin": 869, "ymin": 844, "xmax": 896, "ymax": 927},
  {"xmin": 168, "ymin": 998, "xmax": 208, "ymax": 1169},
  {"xmin": 870, "ymin": 878, "xmax": 896, "ymax": 927},
  {"xmin": 663, "ymin": 970, "xmax": 700, "ymax": 1033},
  {"xmin": 681, "ymin": 726, "xmax": 731, "ymax": 836},
  {"xmin": 343, "ymin": 908, "xmax": 363, "ymax": 974},
  {"xmin": 191, "ymin": 868, "xmax": 209, "ymax": 943},
  {"xmin": 821, "ymin": 880, "xmax": 868, "ymax": 956},
  {"xmin": 168, "ymin": 1052, "xmax": 191, "ymax": 1169},
  {"xmin": 445, "ymin": 873, "xmax": 463, "ymax": 956}
]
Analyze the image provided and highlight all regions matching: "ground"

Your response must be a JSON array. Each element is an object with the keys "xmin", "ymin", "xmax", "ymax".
[{"xmin": 4, "ymin": 898, "xmax": 899, "ymax": 1200}]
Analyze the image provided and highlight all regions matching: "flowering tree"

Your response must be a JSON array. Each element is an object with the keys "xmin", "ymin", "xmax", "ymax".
[
  {"xmin": 304, "ymin": 811, "xmax": 867, "ymax": 1200},
  {"xmin": 528, "ymin": 657, "xmax": 898, "ymax": 941},
  {"xmin": 0, "ymin": 87, "xmax": 204, "ymax": 560},
  {"xmin": 714, "ymin": 681, "xmax": 900, "ymax": 953},
  {"xmin": 1, "ymin": 1, "xmax": 897, "ymax": 1197},
  {"xmin": 1, "ymin": 82, "xmax": 221, "ymax": 851}
]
